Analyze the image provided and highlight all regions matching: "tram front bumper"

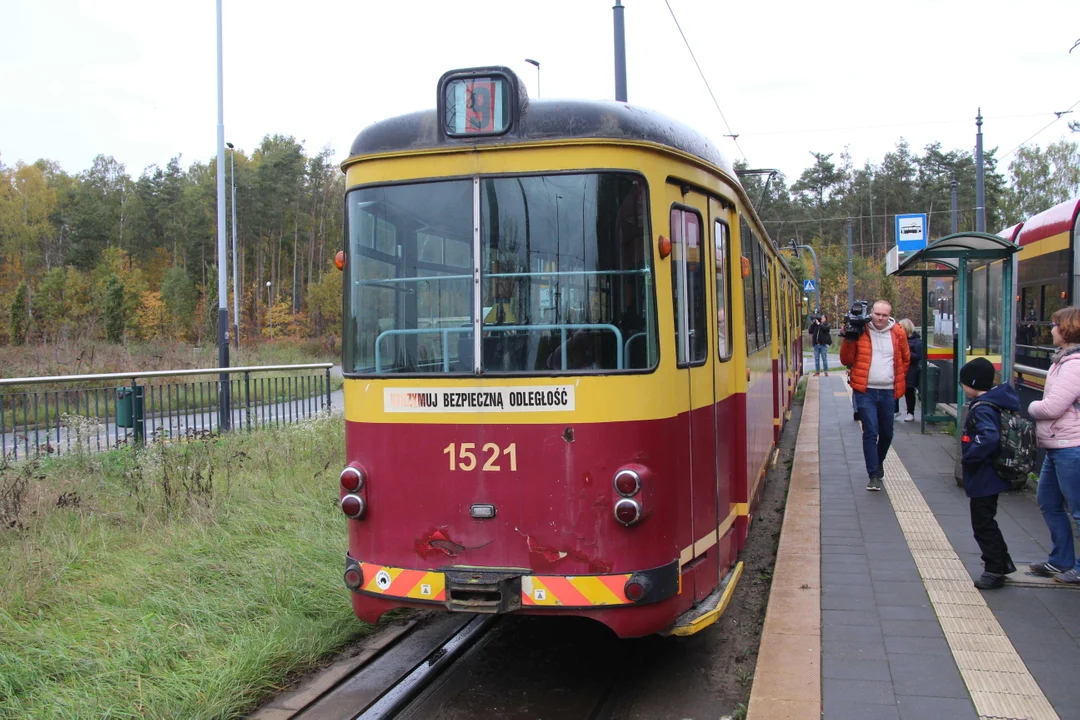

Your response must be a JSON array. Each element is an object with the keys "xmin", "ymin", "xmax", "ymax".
[{"xmin": 344, "ymin": 553, "xmax": 680, "ymax": 611}]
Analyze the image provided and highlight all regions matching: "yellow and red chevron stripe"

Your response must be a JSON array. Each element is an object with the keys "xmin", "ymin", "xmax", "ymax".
[
  {"xmin": 359, "ymin": 562, "xmax": 446, "ymax": 602},
  {"xmin": 521, "ymin": 574, "xmax": 632, "ymax": 607},
  {"xmin": 356, "ymin": 561, "xmax": 640, "ymax": 608}
]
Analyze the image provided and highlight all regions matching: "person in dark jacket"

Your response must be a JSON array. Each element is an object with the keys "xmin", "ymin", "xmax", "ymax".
[
  {"xmin": 809, "ymin": 314, "xmax": 832, "ymax": 376},
  {"xmin": 959, "ymin": 357, "xmax": 1018, "ymax": 589},
  {"xmin": 899, "ymin": 319, "xmax": 923, "ymax": 422}
]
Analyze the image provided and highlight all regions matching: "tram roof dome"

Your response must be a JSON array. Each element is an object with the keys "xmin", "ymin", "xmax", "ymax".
[{"xmin": 346, "ymin": 98, "xmax": 738, "ymax": 182}]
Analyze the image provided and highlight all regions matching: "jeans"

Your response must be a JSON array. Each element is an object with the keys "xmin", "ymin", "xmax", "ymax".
[
  {"xmin": 1035, "ymin": 446, "xmax": 1080, "ymax": 571},
  {"xmin": 971, "ymin": 494, "xmax": 1012, "ymax": 574},
  {"xmin": 813, "ymin": 344, "xmax": 829, "ymax": 372},
  {"xmin": 905, "ymin": 386, "xmax": 917, "ymax": 415},
  {"xmin": 854, "ymin": 388, "xmax": 895, "ymax": 477}
]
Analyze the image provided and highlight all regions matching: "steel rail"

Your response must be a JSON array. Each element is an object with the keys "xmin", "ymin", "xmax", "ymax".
[{"xmin": 354, "ymin": 615, "xmax": 497, "ymax": 720}]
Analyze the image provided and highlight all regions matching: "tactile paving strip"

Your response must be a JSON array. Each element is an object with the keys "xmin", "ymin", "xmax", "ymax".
[{"xmin": 847, "ymin": 380, "xmax": 1060, "ymax": 720}]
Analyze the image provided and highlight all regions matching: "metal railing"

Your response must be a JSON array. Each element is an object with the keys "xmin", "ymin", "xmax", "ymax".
[{"xmin": 0, "ymin": 364, "xmax": 334, "ymax": 460}]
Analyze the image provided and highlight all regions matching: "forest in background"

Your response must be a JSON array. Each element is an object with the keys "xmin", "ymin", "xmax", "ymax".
[
  {"xmin": 0, "ymin": 135, "xmax": 344, "ymax": 348},
  {"xmin": 1, "ymin": 133, "xmax": 1078, "ymax": 348},
  {"xmin": 737, "ymin": 137, "xmax": 1080, "ymax": 326}
]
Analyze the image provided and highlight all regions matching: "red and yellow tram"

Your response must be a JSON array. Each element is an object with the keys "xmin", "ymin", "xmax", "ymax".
[{"xmin": 336, "ymin": 67, "xmax": 801, "ymax": 638}]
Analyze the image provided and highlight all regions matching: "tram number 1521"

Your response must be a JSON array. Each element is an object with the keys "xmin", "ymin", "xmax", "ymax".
[{"xmin": 443, "ymin": 442, "xmax": 519, "ymax": 472}]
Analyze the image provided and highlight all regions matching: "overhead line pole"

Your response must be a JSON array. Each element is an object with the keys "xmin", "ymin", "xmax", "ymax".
[
  {"xmin": 784, "ymin": 241, "xmax": 820, "ymax": 314},
  {"xmin": 847, "ymin": 217, "xmax": 854, "ymax": 308},
  {"xmin": 613, "ymin": 0, "xmax": 627, "ymax": 102},
  {"xmin": 215, "ymin": 0, "xmax": 231, "ymax": 430},
  {"xmin": 975, "ymin": 109, "xmax": 985, "ymax": 233}
]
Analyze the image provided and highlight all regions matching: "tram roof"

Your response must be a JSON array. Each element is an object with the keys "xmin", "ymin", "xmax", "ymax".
[
  {"xmin": 345, "ymin": 98, "xmax": 738, "ymax": 181},
  {"xmin": 1016, "ymin": 196, "xmax": 1080, "ymax": 247},
  {"xmin": 996, "ymin": 223, "xmax": 1023, "ymax": 242}
]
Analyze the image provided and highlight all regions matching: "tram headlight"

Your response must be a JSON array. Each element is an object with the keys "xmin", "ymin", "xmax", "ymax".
[
  {"xmin": 614, "ymin": 498, "xmax": 642, "ymax": 526},
  {"xmin": 340, "ymin": 465, "xmax": 365, "ymax": 493},
  {"xmin": 341, "ymin": 494, "xmax": 366, "ymax": 519}
]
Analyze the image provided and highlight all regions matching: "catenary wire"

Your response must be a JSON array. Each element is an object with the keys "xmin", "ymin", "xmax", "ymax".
[{"xmin": 663, "ymin": 0, "xmax": 748, "ymax": 163}]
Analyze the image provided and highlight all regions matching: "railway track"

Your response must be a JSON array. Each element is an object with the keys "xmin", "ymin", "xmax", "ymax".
[{"xmin": 252, "ymin": 611, "xmax": 625, "ymax": 720}]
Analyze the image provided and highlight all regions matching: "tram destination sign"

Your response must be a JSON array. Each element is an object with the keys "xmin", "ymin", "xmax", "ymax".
[{"xmin": 384, "ymin": 386, "xmax": 576, "ymax": 413}]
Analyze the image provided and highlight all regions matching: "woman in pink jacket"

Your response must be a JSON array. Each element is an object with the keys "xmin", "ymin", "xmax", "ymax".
[{"xmin": 1028, "ymin": 306, "xmax": 1080, "ymax": 583}]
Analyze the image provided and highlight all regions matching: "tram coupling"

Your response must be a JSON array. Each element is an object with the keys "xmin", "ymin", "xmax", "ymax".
[{"xmin": 444, "ymin": 568, "xmax": 526, "ymax": 614}]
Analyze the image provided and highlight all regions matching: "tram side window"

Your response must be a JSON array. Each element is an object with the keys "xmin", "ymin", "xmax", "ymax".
[
  {"xmin": 714, "ymin": 220, "xmax": 732, "ymax": 361},
  {"xmin": 740, "ymin": 216, "xmax": 759, "ymax": 352},
  {"xmin": 761, "ymin": 252, "xmax": 772, "ymax": 344},
  {"xmin": 753, "ymin": 241, "xmax": 766, "ymax": 348},
  {"xmin": 1043, "ymin": 282, "xmax": 1066, "ymax": 321},
  {"xmin": 671, "ymin": 207, "xmax": 708, "ymax": 366}
]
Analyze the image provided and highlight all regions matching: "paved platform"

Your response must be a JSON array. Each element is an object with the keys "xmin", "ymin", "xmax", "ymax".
[{"xmin": 750, "ymin": 375, "xmax": 1080, "ymax": 720}]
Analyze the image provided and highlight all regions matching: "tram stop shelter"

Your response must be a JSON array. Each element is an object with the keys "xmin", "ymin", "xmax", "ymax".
[{"xmin": 887, "ymin": 232, "xmax": 1020, "ymax": 436}]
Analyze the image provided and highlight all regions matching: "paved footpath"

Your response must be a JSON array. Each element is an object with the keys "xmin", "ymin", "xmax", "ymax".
[{"xmin": 750, "ymin": 374, "xmax": 1080, "ymax": 720}]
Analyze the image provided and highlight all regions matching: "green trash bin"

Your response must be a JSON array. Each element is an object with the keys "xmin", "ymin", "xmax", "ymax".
[
  {"xmin": 115, "ymin": 386, "xmax": 145, "ymax": 431},
  {"xmin": 116, "ymin": 388, "xmax": 133, "ymax": 428},
  {"xmin": 924, "ymin": 363, "xmax": 939, "ymax": 415}
]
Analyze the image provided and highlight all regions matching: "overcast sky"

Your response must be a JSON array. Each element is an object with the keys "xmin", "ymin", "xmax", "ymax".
[{"xmin": 2, "ymin": 0, "xmax": 1078, "ymax": 184}]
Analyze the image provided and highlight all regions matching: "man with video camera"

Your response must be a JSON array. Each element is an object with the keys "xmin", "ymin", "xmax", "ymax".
[{"xmin": 840, "ymin": 299, "xmax": 911, "ymax": 491}]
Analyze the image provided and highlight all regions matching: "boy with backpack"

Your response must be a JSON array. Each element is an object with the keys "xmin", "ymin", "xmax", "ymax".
[{"xmin": 959, "ymin": 357, "xmax": 1030, "ymax": 589}]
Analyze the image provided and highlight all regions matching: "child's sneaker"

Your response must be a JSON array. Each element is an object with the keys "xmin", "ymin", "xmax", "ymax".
[
  {"xmin": 1054, "ymin": 569, "xmax": 1080, "ymax": 584},
  {"xmin": 1029, "ymin": 561, "xmax": 1068, "ymax": 576}
]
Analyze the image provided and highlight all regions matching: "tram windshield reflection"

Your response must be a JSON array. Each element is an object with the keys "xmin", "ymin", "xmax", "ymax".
[{"xmin": 345, "ymin": 173, "xmax": 658, "ymax": 375}]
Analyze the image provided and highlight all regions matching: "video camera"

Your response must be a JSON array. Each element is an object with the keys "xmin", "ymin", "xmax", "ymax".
[{"xmin": 842, "ymin": 300, "xmax": 872, "ymax": 342}]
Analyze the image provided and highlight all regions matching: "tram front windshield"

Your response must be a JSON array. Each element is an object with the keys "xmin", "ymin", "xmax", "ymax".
[{"xmin": 345, "ymin": 173, "xmax": 657, "ymax": 375}]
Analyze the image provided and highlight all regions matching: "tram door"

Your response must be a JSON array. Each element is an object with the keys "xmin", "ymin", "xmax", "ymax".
[{"xmin": 669, "ymin": 189, "xmax": 720, "ymax": 603}]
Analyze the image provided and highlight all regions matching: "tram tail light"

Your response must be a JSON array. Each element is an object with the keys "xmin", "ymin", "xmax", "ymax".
[
  {"xmin": 614, "ymin": 498, "xmax": 642, "ymax": 526},
  {"xmin": 340, "ymin": 465, "xmax": 365, "ymax": 493},
  {"xmin": 335, "ymin": 250, "xmax": 346, "ymax": 271},
  {"xmin": 614, "ymin": 469, "xmax": 641, "ymax": 497},
  {"xmin": 624, "ymin": 574, "xmax": 651, "ymax": 602},
  {"xmin": 341, "ymin": 494, "xmax": 366, "ymax": 519}
]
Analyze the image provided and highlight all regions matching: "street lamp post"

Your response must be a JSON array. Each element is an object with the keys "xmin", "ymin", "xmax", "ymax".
[
  {"xmin": 226, "ymin": 142, "xmax": 240, "ymax": 350},
  {"xmin": 266, "ymin": 281, "xmax": 273, "ymax": 339},
  {"xmin": 524, "ymin": 58, "xmax": 540, "ymax": 98},
  {"xmin": 214, "ymin": 0, "xmax": 230, "ymax": 431}
]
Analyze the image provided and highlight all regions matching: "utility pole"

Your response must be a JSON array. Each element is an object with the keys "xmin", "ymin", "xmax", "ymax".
[
  {"xmin": 950, "ymin": 176, "xmax": 958, "ymax": 235},
  {"xmin": 613, "ymin": 0, "xmax": 627, "ymax": 102},
  {"xmin": 227, "ymin": 142, "xmax": 240, "ymax": 350},
  {"xmin": 785, "ymin": 240, "xmax": 820, "ymax": 314},
  {"xmin": 215, "ymin": 0, "xmax": 231, "ymax": 431},
  {"xmin": 975, "ymin": 109, "xmax": 985, "ymax": 233},
  {"xmin": 847, "ymin": 217, "xmax": 854, "ymax": 308}
]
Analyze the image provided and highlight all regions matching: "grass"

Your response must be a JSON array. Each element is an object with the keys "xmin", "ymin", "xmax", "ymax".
[
  {"xmin": 0, "ymin": 415, "xmax": 367, "ymax": 719},
  {"xmin": 794, "ymin": 377, "xmax": 808, "ymax": 404}
]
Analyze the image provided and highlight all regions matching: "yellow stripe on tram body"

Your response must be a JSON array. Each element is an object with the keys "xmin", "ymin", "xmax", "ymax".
[
  {"xmin": 344, "ymin": 375, "xmax": 723, "ymax": 425},
  {"xmin": 679, "ymin": 508, "xmax": 738, "ymax": 566},
  {"xmin": 1019, "ymin": 230, "xmax": 1069, "ymax": 260}
]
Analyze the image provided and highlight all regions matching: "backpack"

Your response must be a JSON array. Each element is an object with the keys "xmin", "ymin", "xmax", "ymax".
[{"xmin": 967, "ymin": 400, "xmax": 1037, "ymax": 485}]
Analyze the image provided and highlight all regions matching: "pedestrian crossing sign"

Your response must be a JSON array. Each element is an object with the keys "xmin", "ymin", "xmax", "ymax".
[{"xmin": 803, "ymin": 279, "xmax": 816, "ymax": 292}]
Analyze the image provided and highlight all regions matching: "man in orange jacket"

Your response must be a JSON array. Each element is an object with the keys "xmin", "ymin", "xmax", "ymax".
[{"xmin": 840, "ymin": 300, "xmax": 911, "ymax": 491}]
